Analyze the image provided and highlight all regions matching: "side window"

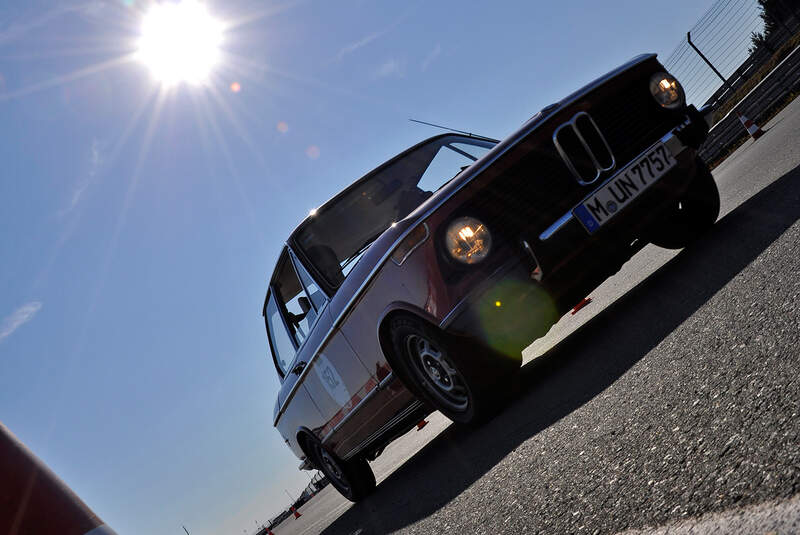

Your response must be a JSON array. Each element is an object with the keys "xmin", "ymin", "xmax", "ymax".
[
  {"xmin": 416, "ymin": 143, "xmax": 486, "ymax": 193},
  {"xmin": 274, "ymin": 252, "xmax": 315, "ymax": 347},
  {"xmin": 290, "ymin": 251, "xmax": 327, "ymax": 313},
  {"xmin": 265, "ymin": 293, "xmax": 295, "ymax": 377}
]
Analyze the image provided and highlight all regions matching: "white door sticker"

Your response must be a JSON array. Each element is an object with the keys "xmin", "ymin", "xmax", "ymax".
[{"xmin": 313, "ymin": 353, "xmax": 351, "ymax": 406}]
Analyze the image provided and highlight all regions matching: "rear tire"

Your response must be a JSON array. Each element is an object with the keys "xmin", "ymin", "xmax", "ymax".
[
  {"xmin": 648, "ymin": 158, "xmax": 720, "ymax": 249},
  {"xmin": 308, "ymin": 440, "xmax": 375, "ymax": 502},
  {"xmin": 387, "ymin": 315, "xmax": 518, "ymax": 425}
]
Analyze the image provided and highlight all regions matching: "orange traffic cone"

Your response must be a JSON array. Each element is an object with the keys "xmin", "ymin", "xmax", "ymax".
[
  {"xmin": 736, "ymin": 111, "xmax": 764, "ymax": 140},
  {"xmin": 416, "ymin": 419, "xmax": 428, "ymax": 430},
  {"xmin": 291, "ymin": 506, "xmax": 302, "ymax": 519},
  {"xmin": 571, "ymin": 297, "xmax": 592, "ymax": 315}
]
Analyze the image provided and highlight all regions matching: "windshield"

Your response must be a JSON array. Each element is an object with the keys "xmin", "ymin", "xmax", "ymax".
[{"xmin": 293, "ymin": 135, "xmax": 495, "ymax": 288}]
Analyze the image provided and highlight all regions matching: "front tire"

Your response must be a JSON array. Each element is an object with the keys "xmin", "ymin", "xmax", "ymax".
[
  {"xmin": 308, "ymin": 440, "xmax": 375, "ymax": 502},
  {"xmin": 388, "ymin": 316, "xmax": 517, "ymax": 425},
  {"xmin": 648, "ymin": 158, "xmax": 720, "ymax": 249}
]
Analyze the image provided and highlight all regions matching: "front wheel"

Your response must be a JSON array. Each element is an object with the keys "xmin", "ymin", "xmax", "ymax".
[
  {"xmin": 308, "ymin": 440, "xmax": 375, "ymax": 502},
  {"xmin": 648, "ymin": 158, "xmax": 720, "ymax": 249},
  {"xmin": 388, "ymin": 316, "xmax": 517, "ymax": 425}
]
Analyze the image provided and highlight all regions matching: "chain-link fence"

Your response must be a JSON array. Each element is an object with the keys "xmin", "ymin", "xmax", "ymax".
[
  {"xmin": 664, "ymin": 0, "xmax": 800, "ymax": 108},
  {"xmin": 658, "ymin": 0, "xmax": 800, "ymax": 163}
]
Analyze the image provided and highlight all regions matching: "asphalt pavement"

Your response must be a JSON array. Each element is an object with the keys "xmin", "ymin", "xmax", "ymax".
[{"xmin": 271, "ymin": 96, "xmax": 800, "ymax": 535}]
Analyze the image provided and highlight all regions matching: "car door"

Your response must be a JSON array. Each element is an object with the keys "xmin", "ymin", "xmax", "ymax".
[
  {"xmin": 267, "ymin": 249, "xmax": 326, "ymax": 459},
  {"xmin": 286, "ymin": 249, "xmax": 378, "ymax": 455}
]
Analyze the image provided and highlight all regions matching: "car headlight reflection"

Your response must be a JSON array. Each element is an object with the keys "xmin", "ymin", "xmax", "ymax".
[
  {"xmin": 445, "ymin": 216, "xmax": 492, "ymax": 264},
  {"xmin": 649, "ymin": 72, "xmax": 685, "ymax": 110}
]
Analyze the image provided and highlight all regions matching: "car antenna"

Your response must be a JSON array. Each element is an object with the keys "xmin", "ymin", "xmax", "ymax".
[{"xmin": 409, "ymin": 118, "xmax": 496, "ymax": 141}]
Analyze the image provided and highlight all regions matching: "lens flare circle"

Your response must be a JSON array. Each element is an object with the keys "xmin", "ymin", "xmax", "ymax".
[{"xmin": 136, "ymin": 1, "xmax": 223, "ymax": 86}]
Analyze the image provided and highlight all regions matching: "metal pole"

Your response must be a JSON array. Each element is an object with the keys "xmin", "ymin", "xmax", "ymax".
[
  {"xmin": 687, "ymin": 31, "xmax": 736, "ymax": 93},
  {"xmin": 182, "ymin": 526, "xmax": 190, "ymax": 535}
]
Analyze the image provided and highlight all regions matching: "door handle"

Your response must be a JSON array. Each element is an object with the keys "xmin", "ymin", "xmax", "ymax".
[{"xmin": 292, "ymin": 361, "xmax": 307, "ymax": 375}]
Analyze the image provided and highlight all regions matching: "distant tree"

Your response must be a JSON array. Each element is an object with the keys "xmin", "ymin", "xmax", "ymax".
[
  {"xmin": 749, "ymin": 31, "xmax": 771, "ymax": 54},
  {"xmin": 750, "ymin": 0, "xmax": 800, "ymax": 53}
]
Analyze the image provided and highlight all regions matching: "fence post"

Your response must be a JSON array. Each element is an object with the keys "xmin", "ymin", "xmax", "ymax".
[{"xmin": 687, "ymin": 31, "xmax": 736, "ymax": 95}]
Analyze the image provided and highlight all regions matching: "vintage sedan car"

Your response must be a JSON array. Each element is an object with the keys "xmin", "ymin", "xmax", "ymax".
[{"xmin": 264, "ymin": 54, "xmax": 719, "ymax": 501}]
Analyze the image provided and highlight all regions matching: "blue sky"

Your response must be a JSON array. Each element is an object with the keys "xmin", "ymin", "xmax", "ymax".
[{"xmin": 0, "ymin": 1, "xmax": 720, "ymax": 533}]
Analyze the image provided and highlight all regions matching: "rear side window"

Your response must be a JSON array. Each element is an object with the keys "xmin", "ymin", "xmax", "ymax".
[{"xmin": 266, "ymin": 293, "xmax": 295, "ymax": 377}]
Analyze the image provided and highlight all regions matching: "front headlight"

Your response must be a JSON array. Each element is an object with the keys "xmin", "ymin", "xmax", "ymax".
[
  {"xmin": 649, "ymin": 72, "xmax": 685, "ymax": 110},
  {"xmin": 444, "ymin": 216, "xmax": 492, "ymax": 264}
]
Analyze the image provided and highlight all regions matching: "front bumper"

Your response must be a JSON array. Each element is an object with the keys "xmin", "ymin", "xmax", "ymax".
[
  {"xmin": 440, "ymin": 258, "xmax": 559, "ymax": 356},
  {"xmin": 537, "ymin": 110, "xmax": 707, "ymax": 243},
  {"xmin": 440, "ymin": 109, "xmax": 709, "ymax": 355}
]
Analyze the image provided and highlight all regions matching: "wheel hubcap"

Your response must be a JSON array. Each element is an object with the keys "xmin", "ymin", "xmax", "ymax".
[
  {"xmin": 316, "ymin": 445, "xmax": 349, "ymax": 491},
  {"xmin": 406, "ymin": 334, "xmax": 469, "ymax": 411}
]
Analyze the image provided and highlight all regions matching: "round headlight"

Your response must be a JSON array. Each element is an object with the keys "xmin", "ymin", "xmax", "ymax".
[
  {"xmin": 444, "ymin": 216, "xmax": 492, "ymax": 264},
  {"xmin": 649, "ymin": 72, "xmax": 685, "ymax": 110}
]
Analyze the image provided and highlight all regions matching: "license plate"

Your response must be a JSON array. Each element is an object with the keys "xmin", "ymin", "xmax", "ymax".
[{"xmin": 573, "ymin": 143, "xmax": 676, "ymax": 234}]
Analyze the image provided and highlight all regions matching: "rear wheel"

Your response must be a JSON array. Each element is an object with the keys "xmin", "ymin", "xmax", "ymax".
[
  {"xmin": 648, "ymin": 158, "xmax": 720, "ymax": 249},
  {"xmin": 308, "ymin": 440, "xmax": 375, "ymax": 502},
  {"xmin": 388, "ymin": 315, "xmax": 517, "ymax": 425}
]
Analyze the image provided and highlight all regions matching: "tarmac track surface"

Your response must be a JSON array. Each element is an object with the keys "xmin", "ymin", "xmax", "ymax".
[{"xmin": 272, "ymin": 97, "xmax": 800, "ymax": 535}]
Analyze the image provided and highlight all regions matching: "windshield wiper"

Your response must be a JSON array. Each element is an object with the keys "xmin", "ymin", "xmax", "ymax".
[{"xmin": 340, "ymin": 230, "xmax": 386, "ymax": 271}]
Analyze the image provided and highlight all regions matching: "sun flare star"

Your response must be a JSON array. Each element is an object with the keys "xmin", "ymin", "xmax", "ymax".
[{"xmin": 136, "ymin": 1, "xmax": 223, "ymax": 86}]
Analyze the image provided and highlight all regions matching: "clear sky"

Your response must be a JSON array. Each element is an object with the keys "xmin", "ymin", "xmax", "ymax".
[{"xmin": 0, "ymin": 1, "xmax": 720, "ymax": 533}]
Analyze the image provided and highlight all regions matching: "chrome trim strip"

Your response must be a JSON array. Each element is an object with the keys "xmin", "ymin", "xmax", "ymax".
[
  {"xmin": 539, "ymin": 212, "xmax": 574, "ymax": 241},
  {"xmin": 390, "ymin": 223, "xmax": 429, "ymax": 266},
  {"xmin": 340, "ymin": 400, "xmax": 425, "ymax": 460},
  {"xmin": 274, "ymin": 54, "xmax": 657, "ymax": 427},
  {"xmin": 320, "ymin": 372, "xmax": 395, "ymax": 444}
]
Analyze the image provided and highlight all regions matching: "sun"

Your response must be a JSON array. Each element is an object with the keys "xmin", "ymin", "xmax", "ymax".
[{"xmin": 136, "ymin": 1, "xmax": 223, "ymax": 86}]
